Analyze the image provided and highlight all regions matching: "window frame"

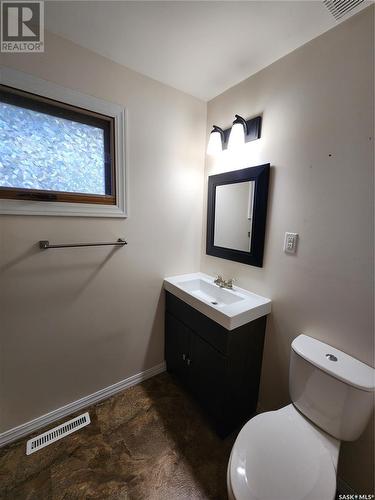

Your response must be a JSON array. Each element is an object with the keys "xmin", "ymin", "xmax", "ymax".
[{"xmin": 0, "ymin": 67, "xmax": 127, "ymax": 217}]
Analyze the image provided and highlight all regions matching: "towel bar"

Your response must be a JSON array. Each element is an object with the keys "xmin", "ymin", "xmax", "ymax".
[{"xmin": 39, "ymin": 238, "xmax": 127, "ymax": 249}]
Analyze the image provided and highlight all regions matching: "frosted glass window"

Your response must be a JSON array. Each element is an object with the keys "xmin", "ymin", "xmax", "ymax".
[{"xmin": 0, "ymin": 86, "xmax": 115, "ymax": 204}]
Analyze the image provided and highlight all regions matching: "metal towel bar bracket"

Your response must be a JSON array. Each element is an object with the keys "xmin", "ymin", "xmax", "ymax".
[{"xmin": 39, "ymin": 238, "xmax": 127, "ymax": 250}]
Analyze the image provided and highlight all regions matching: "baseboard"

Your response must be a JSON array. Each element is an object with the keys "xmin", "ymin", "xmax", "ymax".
[{"xmin": 0, "ymin": 362, "xmax": 166, "ymax": 448}]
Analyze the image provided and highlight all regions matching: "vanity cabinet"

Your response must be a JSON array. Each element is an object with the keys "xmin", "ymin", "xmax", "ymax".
[{"xmin": 165, "ymin": 291, "xmax": 267, "ymax": 437}]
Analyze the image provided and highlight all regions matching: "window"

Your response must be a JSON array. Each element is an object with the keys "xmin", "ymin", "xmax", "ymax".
[
  {"xmin": 0, "ymin": 85, "xmax": 115, "ymax": 204},
  {"xmin": 0, "ymin": 68, "xmax": 127, "ymax": 217}
]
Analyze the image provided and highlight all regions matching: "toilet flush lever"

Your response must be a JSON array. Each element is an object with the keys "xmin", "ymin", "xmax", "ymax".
[{"xmin": 326, "ymin": 353, "xmax": 338, "ymax": 362}]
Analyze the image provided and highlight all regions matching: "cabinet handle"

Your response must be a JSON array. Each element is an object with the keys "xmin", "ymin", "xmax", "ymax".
[
  {"xmin": 182, "ymin": 353, "xmax": 186, "ymax": 361},
  {"xmin": 187, "ymin": 358, "xmax": 191, "ymax": 366}
]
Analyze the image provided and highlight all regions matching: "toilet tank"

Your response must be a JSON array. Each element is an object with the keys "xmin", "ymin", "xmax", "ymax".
[{"xmin": 289, "ymin": 335, "xmax": 375, "ymax": 441}]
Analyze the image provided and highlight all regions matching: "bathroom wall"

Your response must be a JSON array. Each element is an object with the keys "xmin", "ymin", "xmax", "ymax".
[
  {"xmin": 0, "ymin": 32, "xmax": 206, "ymax": 432},
  {"xmin": 201, "ymin": 7, "xmax": 374, "ymax": 493}
]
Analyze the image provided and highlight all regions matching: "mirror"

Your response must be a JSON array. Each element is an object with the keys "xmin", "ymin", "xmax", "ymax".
[
  {"xmin": 214, "ymin": 181, "xmax": 255, "ymax": 252},
  {"xmin": 206, "ymin": 164, "xmax": 270, "ymax": 267}
]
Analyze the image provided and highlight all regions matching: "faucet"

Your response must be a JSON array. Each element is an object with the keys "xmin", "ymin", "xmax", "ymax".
[
  {"xmin": 214, "ymin": 275, "xmax": 235, "ymax": 289},
  {"xmin": 214, "ymin": 275, "xmax": 225, "ymax": 287},
  {"xmin": 225, "ymin": 278, "xmax": 235, "ymax": 289}
]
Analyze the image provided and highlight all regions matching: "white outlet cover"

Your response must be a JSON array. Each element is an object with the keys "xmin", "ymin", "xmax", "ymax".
[{"xmin": 284, "ymin": 232, "xmax": 298, "ymax": 254}]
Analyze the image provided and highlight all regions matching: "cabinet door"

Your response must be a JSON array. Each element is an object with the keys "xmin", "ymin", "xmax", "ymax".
[
  {"xmin": 165, "ymin": 312, "xmax": 190, "ymax": 384},
  {"xmin": 189, "ymin": 332, "xmax": 226, "ymax": 420}
]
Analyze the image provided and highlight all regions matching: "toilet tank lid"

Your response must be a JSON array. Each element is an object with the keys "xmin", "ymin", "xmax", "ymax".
[{"xmin": 292, "ymin": 335, "xmax": 375, "ymax": 392}]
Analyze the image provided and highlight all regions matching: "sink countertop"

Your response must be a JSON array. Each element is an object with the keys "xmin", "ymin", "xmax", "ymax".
[{"xmin": 163, "ymin": 272, "xmax": 271, "ymax": 330}]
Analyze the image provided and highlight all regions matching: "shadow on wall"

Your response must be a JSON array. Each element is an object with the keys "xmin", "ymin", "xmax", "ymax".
[
  {"xmin": 0, "ymin": 242, "xmax": 41, "ymax": 272},
  {"xmin": 338, "ymin": 415, "xmax": 375, "ymax": 493},
  {"xmin": 0, "ymin": 241, "xmax": 123, "ymax": 285},
  {"xmin": 258, "ymin": 313, "xmax": 291, "ymax": 410},
  {"xmin": 262, "ymin": 164, "xmax": 275, "ymax": 266},
  {"xmin": 142, "ymin": 285, "xmax": 166, "ymax": 372},
  {"xmin": 0, "ymin": 242, "xmax": 124, "ymax": 302},
  {"xmin": 70, "ymin": 246, "xmax": 120, "ymax": 298}
]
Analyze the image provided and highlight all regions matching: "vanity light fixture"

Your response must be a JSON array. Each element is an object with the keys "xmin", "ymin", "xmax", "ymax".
[
  {"xmin": 207, "ymin": 125, "xmax": 225, "ymax": 156},
  {"xmin": 206, "ymin": 115, "xmax": 262, "ymax": 155}
]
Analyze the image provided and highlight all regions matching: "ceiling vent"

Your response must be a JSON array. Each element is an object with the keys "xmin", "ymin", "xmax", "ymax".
[{"xmin": 323, "ymin": 0, "xmax": 365, "ymax": 20}]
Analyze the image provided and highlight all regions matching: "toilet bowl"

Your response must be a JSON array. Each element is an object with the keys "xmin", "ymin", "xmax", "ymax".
[
  {"xmin": 227, "ymin": 405, "xmax": 339, "ymax": 500},
  {"xmin": 228, "ymin": 335, "xmax": 375, "ymax": 500}
]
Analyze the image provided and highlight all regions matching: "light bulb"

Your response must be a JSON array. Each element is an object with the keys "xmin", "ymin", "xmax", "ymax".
[
  {"xmin": 207, "ymin": 127, "xmax": 223, "ymax": 156},
  {"xmin": 228, "ymin": 122, "xmax": 245, "ymax": 151}
]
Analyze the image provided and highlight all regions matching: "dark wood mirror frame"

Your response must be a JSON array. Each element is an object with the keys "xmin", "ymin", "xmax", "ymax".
[{"xmin": 206, "ymin": 163, "xmax": 270, "ymax": 267}]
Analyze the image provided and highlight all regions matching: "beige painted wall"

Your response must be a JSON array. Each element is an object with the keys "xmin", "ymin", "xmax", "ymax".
[
  {"xmin": 201, "ymin": 7, "xmax": 374, "ymax": 493},
  {"xmin": 0, "ymin": 32, "xmax": 206, "ymax": 432}
]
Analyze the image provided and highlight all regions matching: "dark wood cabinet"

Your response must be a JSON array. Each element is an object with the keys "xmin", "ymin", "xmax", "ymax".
[
  {"xmin": 165, "ymin": 291, "xmax": 267, "ymax": 437},
  {"xmin": 165, "ymin": 312, "xmax": 190, "ymax": 386}
]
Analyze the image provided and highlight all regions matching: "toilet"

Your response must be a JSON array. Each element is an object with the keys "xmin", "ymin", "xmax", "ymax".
[{"xmin": 227, "ymin": 334, "xmax": 375, "ymax": 500}]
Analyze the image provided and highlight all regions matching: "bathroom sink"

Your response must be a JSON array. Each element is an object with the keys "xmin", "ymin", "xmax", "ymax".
[{"xmin": 163, "ymin": 272, "xmax": 271, "ymax": 330}]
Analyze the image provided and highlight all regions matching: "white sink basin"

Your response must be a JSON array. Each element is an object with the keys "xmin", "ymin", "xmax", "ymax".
[{"xmin": 164, "ymin": 272, "xmax": 271, "ymax": 330}]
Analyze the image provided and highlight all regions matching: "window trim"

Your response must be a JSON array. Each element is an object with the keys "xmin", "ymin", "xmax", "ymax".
[{"xmin": 0, "ymin": 67, "xmax": 128, "ymax": 217}]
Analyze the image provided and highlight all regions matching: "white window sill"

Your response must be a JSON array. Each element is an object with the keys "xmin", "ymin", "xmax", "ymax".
[{"xmin": 0, "ymin": 198, "xmax": 127, "ymax": 217}]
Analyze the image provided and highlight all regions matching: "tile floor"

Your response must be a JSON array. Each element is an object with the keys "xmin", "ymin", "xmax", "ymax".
[{"xmin": 0, "ymin": 373, "xmax": 234, "ymax": 499}]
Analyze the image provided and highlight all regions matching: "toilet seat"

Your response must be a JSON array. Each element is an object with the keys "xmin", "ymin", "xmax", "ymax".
[{"xmin": 228, "ymin": 404, "xmax": 339, "ymax": 500}]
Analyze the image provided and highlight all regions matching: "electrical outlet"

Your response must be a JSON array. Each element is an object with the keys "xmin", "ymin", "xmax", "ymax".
[{"xmin": 284, "ymin": 232, "xmax": 298, "ymax": 254}]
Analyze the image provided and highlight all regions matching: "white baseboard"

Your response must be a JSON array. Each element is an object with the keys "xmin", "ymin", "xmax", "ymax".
[{"xmin": 0, "ymin": 362, "xmax": 166, "ymax": 448}]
